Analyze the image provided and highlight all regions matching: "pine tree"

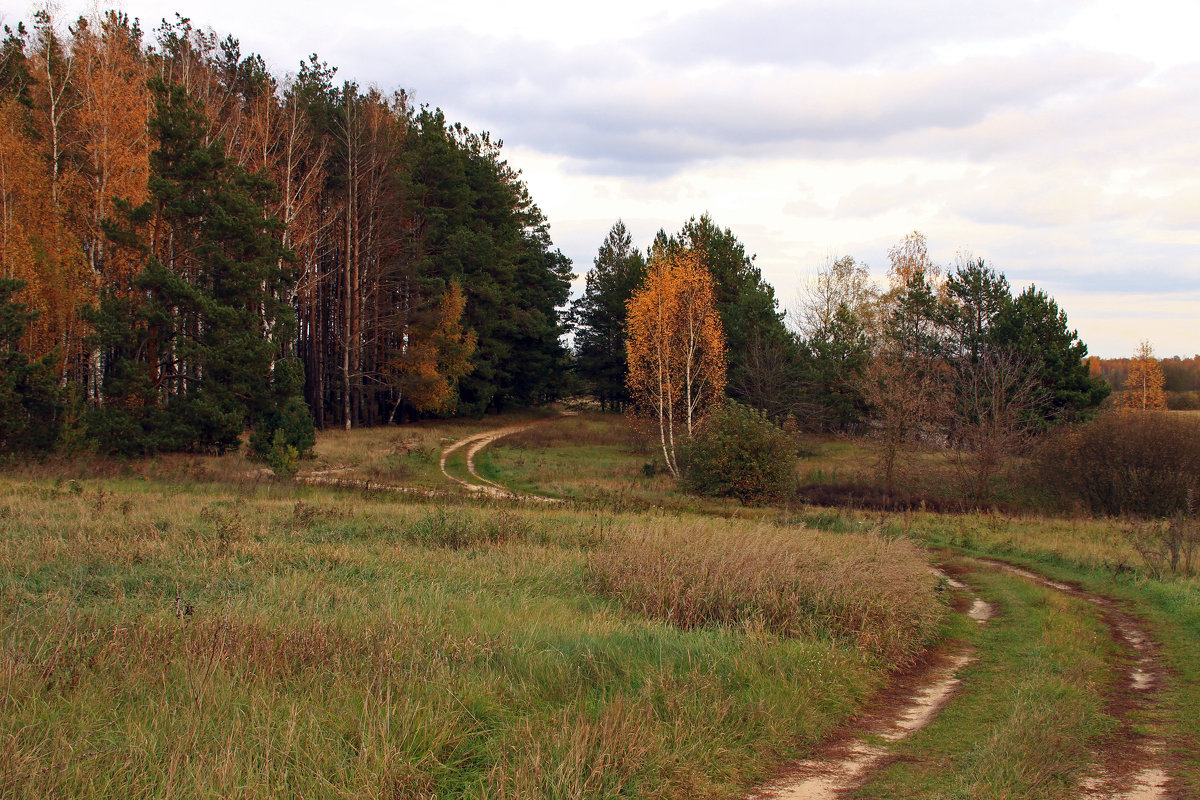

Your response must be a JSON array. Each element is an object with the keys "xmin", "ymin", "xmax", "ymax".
[
  {"xmin": 0, "ymin": 278, "xmax": 63, "ymax": 452},
  {"xmin": 991, "ymin": 286, "xmax": 1109, "ymax": 424},
  {"xmin": 572, "ymin": 219, "xmax": 646, "ymax": 411},
  {"xmin": 88, "ymin": 75, "xmax": 299, "ymax": 453}
]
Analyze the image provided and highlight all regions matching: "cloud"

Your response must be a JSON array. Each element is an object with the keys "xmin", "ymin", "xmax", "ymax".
[{"xmin": 643, "ymin": 0, "xmax": 1090, "ymax": 69}]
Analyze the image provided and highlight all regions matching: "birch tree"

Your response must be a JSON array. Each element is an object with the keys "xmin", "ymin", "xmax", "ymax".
[{"xmin": 625, "ymin": 248, "xmax": 726, "ymax": 478}]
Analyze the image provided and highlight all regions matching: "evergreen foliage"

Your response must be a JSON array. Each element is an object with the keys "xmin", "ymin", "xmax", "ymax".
[
  {"xmin": 0, "ymin": 279, "xmax": 63, "ymax": 453},
  {"xmin": 407, "ymin": 108, "xmax": 572, "ymax": 416},
  {"xmin": 991, "ymin": 286, "xmax": 1110, "ymax": 423},
  {"xmin": 87, "ymin": 76, "xmax": 296, "ymax": 454},
  {"xmin": 571, "ymin": 220, "xmax": 646, "ymax": 411},
  {"xmin": 797, "ymin": 256, "xmax": 877, "ymax": 432},
  {"xmin": 249, "ymin": 391, "xmax": 316, "ymax": 468}
]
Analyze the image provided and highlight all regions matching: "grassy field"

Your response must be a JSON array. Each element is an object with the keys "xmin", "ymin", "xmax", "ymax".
[
  {"xmin": 3, "ymin": 409, "xmax": 1198, "ymax": 797},
  {"xmin": 0, "ymin": 465, "xmax": 941, "ymax": 799},
  {"xmin": 482, "ymin": 411, "xmax": 1200, "ymax": 796}
]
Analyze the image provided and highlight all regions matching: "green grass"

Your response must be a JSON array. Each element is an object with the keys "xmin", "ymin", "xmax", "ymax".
[{"xmin": 0, "ymin": 476, "xmax": 935, "ymax": 799}]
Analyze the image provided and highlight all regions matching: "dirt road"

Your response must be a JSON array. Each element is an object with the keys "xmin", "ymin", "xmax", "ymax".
[
  {"xmin": 439, "ymin": 411, "xmax": 572, "ymax": 501},
  {"xmin": 747, "ymin": 559, "xmax": 1175, "ymax": 800}
]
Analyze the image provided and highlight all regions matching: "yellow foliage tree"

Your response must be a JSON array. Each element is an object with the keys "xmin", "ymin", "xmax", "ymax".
[
  {"xmin": 383, "ymin": 282, "xmax": 476, "ymax": 421},
  {"xmin": 1121, "ymin": 340, "xmax": 1167, "ymax": 411},
  {"xmin": 625, "ymin": 248, "xmax": 727, "ymax": 477}
]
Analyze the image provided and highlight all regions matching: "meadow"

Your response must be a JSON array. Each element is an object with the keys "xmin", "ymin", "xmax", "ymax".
[
  {"xmin": 1, "ymin": 410, "xmax": 1198, "ymax": 798},
  {"xmin": 0, "ymin": 445, "xmax": 939, "ymax": 799}
]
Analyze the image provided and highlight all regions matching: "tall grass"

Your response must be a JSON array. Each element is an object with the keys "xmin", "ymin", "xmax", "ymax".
[
  {"xmin": 0, "ymin": 476, "xmax": 939, "ymax": 799},
  {"xmin": 587, "ymin": 518, "xmax": 943, "ymax": 667}
]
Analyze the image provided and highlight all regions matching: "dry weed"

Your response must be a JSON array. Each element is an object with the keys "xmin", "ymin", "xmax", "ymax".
[{"xmin": 587, "ymin": 518, "xmax": 942, "ymax": 667}]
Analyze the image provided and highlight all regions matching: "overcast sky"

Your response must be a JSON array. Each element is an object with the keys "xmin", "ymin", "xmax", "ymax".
[{"xmin": 13, "ymin": 0, "xmax": 1200, "ymax": 357}]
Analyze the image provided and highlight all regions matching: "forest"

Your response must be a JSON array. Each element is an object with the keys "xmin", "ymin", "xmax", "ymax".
[
  {"xmin": 0, "ymin": 8, "xmax": 1125, "ymax": 462},
  {"xmin": 0, "ymin": 9, "xmax": 570, "ymax": 456}
]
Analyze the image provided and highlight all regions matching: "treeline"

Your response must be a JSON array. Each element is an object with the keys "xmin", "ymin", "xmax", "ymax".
[
  {"xmin": 1089, "ymin": 355, "xmax": 1200, "ymax": 409},
  {"xmin": 573, "ymin": 223, "xmax": 1109, "ymax": 501},
  {"xmin": 0, "ymin": 10, "xmax": 570, "ymax": 455},
  {"xmin": 575, "ymin": 223, "xmax": 1107, "ymax": 428}
]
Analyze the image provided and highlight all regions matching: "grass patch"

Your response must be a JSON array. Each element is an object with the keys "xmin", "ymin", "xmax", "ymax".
[
  {"xmin": 0, "ymin": 475, "xmax": 939, "ymax": 799},
  {"xmin": 587, "ymin": 518, "xmax": 944, "ymax": 667},
  {"xmin": 869, "ymin": 512, "xmax": 1200, "ymax": 797},
  {"xmin": 856, "ymin": 562, "xmax": 1114, "ymax": 799}
]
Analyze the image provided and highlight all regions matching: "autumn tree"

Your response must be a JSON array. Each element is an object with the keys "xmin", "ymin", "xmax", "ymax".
[
  {"xmin": 626, "ymin": 248, "xmax": 727, "ymax": 478},
  {"xmin": 948, "ymin": 349, "xmax": 1043, "ymax": 506},
  {"xmin": 383, "ymin": 281, "xmax": 476, "ymax": 421},
  {"xmin": 651, "ymin": 214, "xmax": 790, "ymax": 410},
  {"xmin": 887, "ymin": 230, "xmax": 939, "ymax": 288},
  {"xmin": 864, "ymin": 259, "xmax": 948, "ymax": 492},
  {"xmin": 1120, "ymin": 340, "xmax": 1168, "ymax": 411}
]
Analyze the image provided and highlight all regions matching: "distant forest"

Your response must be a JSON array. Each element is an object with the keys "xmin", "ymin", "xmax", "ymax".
[
  {"xmin": 1090, "ymin": 356, "xmax": 1200, "ymax": 409},
  {"xmin": 0, "ymin": 9, "xmax": 570, "ymax": 454}
]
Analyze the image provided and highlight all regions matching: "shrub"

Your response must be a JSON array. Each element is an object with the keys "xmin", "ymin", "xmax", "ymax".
[
  {"xmin": 405, "ymin": 508, "xmax": 533, "ymax": 550},
  {"xmin": 250, "ymin": 395, "xmax": 316, "ymax": 465},
  {"xmin": 680, "ymin": 401, "xmax": 795, "ymax": 504},
  {"xmin": 1035, "ymin": 410, "xmax": 1200, "ymax": 516}
]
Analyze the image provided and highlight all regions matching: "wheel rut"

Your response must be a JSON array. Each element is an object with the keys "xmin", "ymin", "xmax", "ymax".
[
  {"xmin": 746, "ymin": 570, "xmax": 993, "ymax": 800},
  {"xmin": 978, "ymin": 559, "xmax": 1175, "ymax": 800},
  {"xmin": 744, "ymin": 556, "xmax": 1177, "ymax": 800},
  {"xmin": 438, "ymin": 410, "xmax": 574, "ymax": 502}
]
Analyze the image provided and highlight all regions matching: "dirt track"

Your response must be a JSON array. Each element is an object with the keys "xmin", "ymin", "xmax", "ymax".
[
  {"xmin": 438, "ymin": 412, "xmax": 573, "ymax": 501},
  {"xmin": 748, "ymin": 572, "xmax": 992, "ymax": 800},
  {"xmin": 745, "ymin": 559, "xmax": 1175, "ymax": 800}
]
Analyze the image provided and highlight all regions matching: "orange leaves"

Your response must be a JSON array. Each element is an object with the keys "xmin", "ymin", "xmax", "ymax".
[
  {"xmin": 625, "ymin": 248, "xmax": 726, "ymax": 477},
  {"xmin": 1120, "ymin": 340, "xmax": 1168, "ymax": 411},
  {"xmin": 383, "ymin": 282, "xmax": 477, "ymax": 418}
]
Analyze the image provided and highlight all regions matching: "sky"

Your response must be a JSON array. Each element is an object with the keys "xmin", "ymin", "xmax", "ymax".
[{"xmin": 10, "ymin": 0, "xmax": 1200, "ymax": 357}]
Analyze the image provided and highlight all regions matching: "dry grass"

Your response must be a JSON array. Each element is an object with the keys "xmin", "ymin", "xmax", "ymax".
[
  {"xmin": 587, "ymin": 517, "xmax": 943, "ymax": 667},
  {"xmin": 0, "ymin": 473, "xmax": 939, "ymax": 799}
]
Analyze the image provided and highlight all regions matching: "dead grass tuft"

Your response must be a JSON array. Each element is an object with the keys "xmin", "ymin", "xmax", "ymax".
[{"xmin": 587, "ymin": 519, "xmax": 942, "ymax": 667}]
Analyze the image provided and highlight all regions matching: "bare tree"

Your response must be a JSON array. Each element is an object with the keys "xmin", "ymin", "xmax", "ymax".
[{"xmin": 949, "ymin": 350, "xmax": 1044, "ymax": 506}]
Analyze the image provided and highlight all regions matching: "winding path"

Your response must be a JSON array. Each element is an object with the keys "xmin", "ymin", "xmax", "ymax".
[
  {"xmin": 438, "ymin": 410, "xmax": 574, "ymax": 501},
  {"xmin": 748, "ymin": 571, "xmax": 993, "ymax": 800}
]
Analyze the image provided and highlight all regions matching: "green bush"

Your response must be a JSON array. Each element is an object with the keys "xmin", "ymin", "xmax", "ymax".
[
  {"xmin": 250, "ymin": 395, "xmax": 316, "ymax": 465},
  {"xmin": 1035, "ymin": 410, "xmax": 1200, "ymax": 516},
  {"xmin": 680, "ymin": 401, "xmax": 795, "ymax": 504}
]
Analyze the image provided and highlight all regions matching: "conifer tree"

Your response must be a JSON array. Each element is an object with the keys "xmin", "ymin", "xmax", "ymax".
[
  {"xmin": 0, "ymin": 278, "xmax": 63, "ymax": 452},
  {"xmin": 572, "ymin": 219, "xmax": 646, "ymax": 411},
  {"xmin": 88, "ymin": 76, "xmax": 299, "ymax": 453}
]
